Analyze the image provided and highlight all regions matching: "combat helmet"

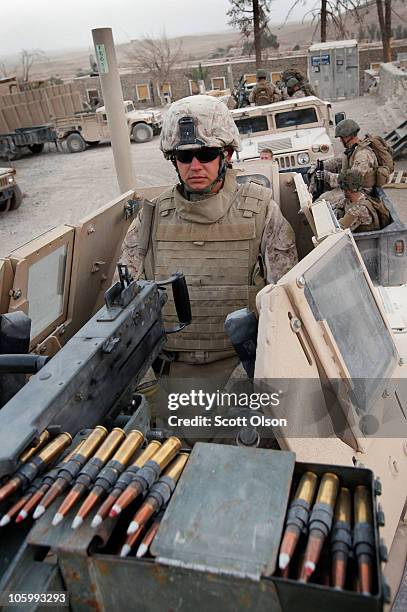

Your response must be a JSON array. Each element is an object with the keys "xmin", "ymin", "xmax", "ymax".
[
  {"xmin": 338, "ymin": 169, "xmax": 364, "ymax": 192},
  {"xmin": 256, "ymin": 69, "xmax": 268, "ymax": 79},
  {"xmin": 160, "ymin": 95, "xmax": 241, "ymax": 159},
  {"xmin": 335, "ymin": 119, "xmax": 360, "ymax": 138},
  {"xmin": 286, "ymin": 77, "xmax": 300, "ymax": 88}
]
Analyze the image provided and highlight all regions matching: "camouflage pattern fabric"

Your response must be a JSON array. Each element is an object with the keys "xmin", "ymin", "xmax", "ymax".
[
  {"xmin": 160, "ymin": 95, "xmax": 241, "ymax": 156},
  {"xmin": 323, "ymin": 146, "xmax": 378, "ymax": 192},
  {"xmin": 332, "ymin": 194, "xmax": 379, "ymax": 232},
  {"xmin": 249, "ymin": 82, "xmax": 282, "ymax": 105},
  {"xmin": 120, "ymin": 175, "xmax": 297, "ymax": 284}
]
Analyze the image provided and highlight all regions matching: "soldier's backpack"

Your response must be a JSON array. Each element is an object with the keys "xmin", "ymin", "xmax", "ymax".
[
  {"xmin": 254, "ymin": 85, "xmax": 273, "ymax": 106},
  {"xmin": 363, "ymin": 135, "xmax": 395, "ymax": 187},
  {"xmin": 366, "ymin": 194, "xmax": 391, "ymax": 229}
]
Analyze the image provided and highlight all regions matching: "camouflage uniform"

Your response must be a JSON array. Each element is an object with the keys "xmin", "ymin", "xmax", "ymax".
[
  {"xmin": 332, "ymin": 194, "xmax": 379, "ymax": 232},
  {"xmin": 318, "ymin": 142, "xmax": 378, "ymax": 207},
  {"xmin": 249, "ymin": 81, "xmax": 282, "ymax": 105},
  {"xmin": 121, "ymin": 169, "xmax": 297, "ymax": 285},
  {"xmin": 121, "ymin": 95, "xmax": 298, "ymax": 368},
  {"xmin": 331, "ymin": 169, "xmax": 382, "ymax": 232}
]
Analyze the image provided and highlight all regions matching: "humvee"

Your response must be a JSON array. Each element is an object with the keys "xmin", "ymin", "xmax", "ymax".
[
  {"xmin": 0, "ymin": 167, "xmax": 22, "ymax": 213},
  {"xmin": 231, "ymin": 96, "xmax": 336, "ymax": 177},
  {"xmin": 54, "ymin": 100, "xmax": 163, "ymax": 153},
  {"xmin": 0, "ymin": 151, "xmax": 406, "ymax": 607}
]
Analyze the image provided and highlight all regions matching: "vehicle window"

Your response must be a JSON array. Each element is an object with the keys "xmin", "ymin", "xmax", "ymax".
[
  {"xmin": 303, "ymin": 236, "xmax": 397, "ymax": 414},
  {"xmin": 102, "ymin": 114, "xmax": 107, "ymax": 121},
  {"xmin": 126, "ymin": 104, "xmax": 134, "ymax": 113},
  {"xmin": 275, "ymin": 108, "xmax": 318, "ymax": 129},
  {"xmin": 234, "ymin": 115, "xmax": 268, "ymax": 135},
  {"xmin": 27, "ymin": 245, "xmax": 67, "ymax": 339}
]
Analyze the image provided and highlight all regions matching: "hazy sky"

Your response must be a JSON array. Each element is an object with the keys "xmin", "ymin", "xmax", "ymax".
[{"xmin": 1, "ymin": 0, "xmax": 316, "ymax": 56}]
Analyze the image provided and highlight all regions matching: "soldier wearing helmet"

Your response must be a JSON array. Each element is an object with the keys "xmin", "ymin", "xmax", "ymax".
[
  {"xmin": 314, "ymin": 118, "xmax": 381, "ymax": 208},
  {"xmin": 249, "ymin": 69, "xmax": 281, "ymax": 106},
  {"xmin": 316, "ymin": 119, "xmax": 378, "ymax": 194},
  {"xmin": 332, "ymin": 169, "xmax": 383, "ymax": 232},
  {"xmin": 283, "ymin": 77, "xmax": 306, "ymax": 99},
  {"xmin": 120, "ymin": 95, "xmax": 297, "ymax": 380}
]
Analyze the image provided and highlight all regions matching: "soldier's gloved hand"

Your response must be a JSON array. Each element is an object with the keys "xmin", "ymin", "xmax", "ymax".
[{"xmin": 307, "ymin": 163, "xmax": 317, "ymax": 177}]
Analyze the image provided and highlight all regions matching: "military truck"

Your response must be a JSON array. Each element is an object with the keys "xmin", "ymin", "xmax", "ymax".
[
  {"xmin": 231, "ymin": 96, "xmax": 338, "ymax": 177},
  {"xmin": 54, "ymin": 100, "xmax": 163, "ymax": 153},
  {"xmin": 0, "ymin": 167, "xmax": 22, "ymax": 212}
]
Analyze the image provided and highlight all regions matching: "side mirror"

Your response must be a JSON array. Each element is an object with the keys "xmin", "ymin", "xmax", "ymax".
[{"xmin": 335, "ymin": 112, "xmax": 346, "ymax": 125}]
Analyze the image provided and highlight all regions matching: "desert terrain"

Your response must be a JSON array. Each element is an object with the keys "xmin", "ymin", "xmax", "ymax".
[{"xmin": 0, "ymin": 93, "xmax": 406, "ymax": 257}]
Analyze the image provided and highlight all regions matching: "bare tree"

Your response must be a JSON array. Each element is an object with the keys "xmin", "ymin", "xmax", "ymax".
[
  {"xmin": 376, "ymin": 0, "xmax": 392, "ymax": 62},
  {"xmin": 284, "ymin": 1, "xmax": 367, "ymax": 43},
  {"xmin": 19, "ymin": 49, "xmax": 47, "ymax": 82},
  {"xmin": 126, "ymin": 34, "xmax": 183, "ymax": 104},
  {"xmin": 227, "ymin": 1, "xmax": 272, "ymax": 68}
]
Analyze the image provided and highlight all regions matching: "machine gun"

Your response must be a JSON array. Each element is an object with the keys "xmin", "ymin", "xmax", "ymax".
[
  {"xmin": 314, "ymin": 159, "xmax": 325, "ymax": 200},
  {"xmin": 233, "ymin": 76, "xmax": 250, "ymax": 109},
  {"xmin": 0, "ymin": 267, "xmax": 191, "ymax": 479}
]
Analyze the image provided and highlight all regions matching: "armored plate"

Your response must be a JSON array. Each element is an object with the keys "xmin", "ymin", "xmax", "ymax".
[{"xmin": 152, "ymin": 443, "xmax": 295, "ymax": 580}]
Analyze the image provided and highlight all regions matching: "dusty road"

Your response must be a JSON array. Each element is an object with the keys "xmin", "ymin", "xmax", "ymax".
[{"xmin": 1, "ymin": 94, "xmax": 406, "ymax": 256}]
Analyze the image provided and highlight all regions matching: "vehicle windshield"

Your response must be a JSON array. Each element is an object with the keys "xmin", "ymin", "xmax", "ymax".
[
  {"xmin": 275, "ymin": 108, "xmax": 318, "ymax": 129},
  {"xmin": 125, "ymin": 103, "xmax": 134, "ymax": 113},
  {"xmin": 234, "ymin": 115, "xmax": 268, "ymax": 135}
]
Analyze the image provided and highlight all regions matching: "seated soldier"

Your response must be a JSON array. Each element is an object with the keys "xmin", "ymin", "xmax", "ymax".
[{"xmin": 333, "ymin": 169, "xmax": 390, "ymax": 232}]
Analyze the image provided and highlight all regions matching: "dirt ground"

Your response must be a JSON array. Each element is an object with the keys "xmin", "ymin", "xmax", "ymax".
[{"xmin": 1, "ymin": 93, "xmax": 406, "ymax": 257}]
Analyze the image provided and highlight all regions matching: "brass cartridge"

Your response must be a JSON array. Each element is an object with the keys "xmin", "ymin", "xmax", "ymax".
[
  {"xmin": 354, "ymin": 486, "xmax": 373, "ymax": 525},
  {"xmin": 112, "ymin": 430, "xmax": 144, "ymax": 464},
  {"xmin": 335, "ymin": 487, "xmax": 351, "ymax": 523},
  {"xmin": 133, "ymin": 440, "xmax": 162, "ymax": 468},
  {"xmin": 164, "ymin": 452, "xmax": 189, "ymax": 482},
  {"xmin": 76, "ymin": 425, "xmax": 108, "ymax": 459},
  {"xmin": 316, "ymin": 473, "xmax": 339, "ymax": 506},
  {"xmin": 150, "ymin": 437, "xmax": 181, "ymax": 469},
  {"xmin": 19, "ymin": 430, "xmax": 50, "ymax": 463},
  {"xmin": 92, "ymin": 428, "xmax": 125, "ymax": 463},
  {"xmin": 36, "ymin": 432, "xmax": 72, "ymax": 464},
  {"xmin": 295, "ymin": 471, "xmax": 318, "ymax": 504}
]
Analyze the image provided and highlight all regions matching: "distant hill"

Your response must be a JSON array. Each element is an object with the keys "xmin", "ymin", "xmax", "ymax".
[{"xmin": 1, "ymin": 0, "xmax": 406, "ymax": 81}]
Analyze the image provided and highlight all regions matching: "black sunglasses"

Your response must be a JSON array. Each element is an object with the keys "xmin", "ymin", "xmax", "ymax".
[{"xmin": 174, "ymin": 148, "xmax": 221, "ymax": 164}]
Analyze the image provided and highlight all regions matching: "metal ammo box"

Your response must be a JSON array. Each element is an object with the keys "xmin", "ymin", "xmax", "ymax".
[
  {"xmin": 353, "ymin": 188, "xmax": 407, "ymax": 286},
  {"xmin": 1, "ymin": 443, "xmax": 387, "ymax": 611}
]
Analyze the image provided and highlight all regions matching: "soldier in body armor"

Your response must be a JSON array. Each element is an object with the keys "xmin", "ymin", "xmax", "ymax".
[
  {"xmin": 249, "ymin": 69, "xmax": 281, "ymax": 106},
  {"xmin": 334, "ymin": 170, "xmax": 383, "ymax": 232},
  {"xmin": 314, "ymin": 119, "xmax": 388, "ymax": 209},
  {"xmin": 120, "ymin": 95, "xmax": 297, "ymax": 382},
  {"xmin": 283, "ymin": 77, "xmax": 306, "ymax": 99}
]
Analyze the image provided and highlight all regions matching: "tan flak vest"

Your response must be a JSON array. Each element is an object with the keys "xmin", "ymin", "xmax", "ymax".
[{"xmin": 141, "ymin": 171, "xmax": 269, "ymax": 364}]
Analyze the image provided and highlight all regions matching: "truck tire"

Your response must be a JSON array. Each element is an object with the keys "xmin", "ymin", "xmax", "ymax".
[
  {"xmin": 9, "ymin": 185, "xmax": 23, "ymax": 210},
  {"xmin": 65, "ymin": 133, "xmax": 86, "ymax": 153},
  {"xmin": 28, "ymin": 143, "xmax": 44, "ymax": 154},
  {"xmin": 132, "ymin": 123, "xmax": 153, "ymax": 143}
]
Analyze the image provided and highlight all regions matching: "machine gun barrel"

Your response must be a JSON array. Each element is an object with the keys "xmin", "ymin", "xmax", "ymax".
[{"xmin": 315, "ymin": 159, "xmax": 325, "ymax": 200}]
